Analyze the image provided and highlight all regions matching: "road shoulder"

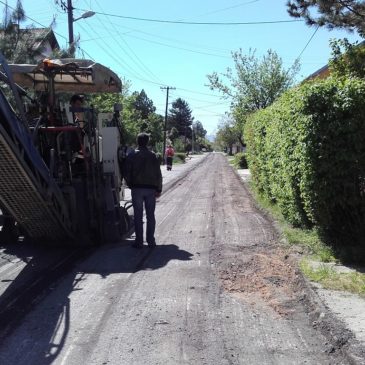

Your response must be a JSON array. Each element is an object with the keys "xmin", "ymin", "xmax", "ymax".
[{"xmin": 232, "ymin": 163, "xmax": 365, "ymax": 364}]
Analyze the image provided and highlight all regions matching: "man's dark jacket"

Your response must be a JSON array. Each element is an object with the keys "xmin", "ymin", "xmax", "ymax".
[{"xmin": 124, "ymin": 147, "xmax": 162, "ymax": 193}]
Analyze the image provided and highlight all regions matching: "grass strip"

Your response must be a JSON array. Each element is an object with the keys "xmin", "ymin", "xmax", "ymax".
[{"xmin": 301, "ymin": 260, "xmax": 365, "ymax": 296}]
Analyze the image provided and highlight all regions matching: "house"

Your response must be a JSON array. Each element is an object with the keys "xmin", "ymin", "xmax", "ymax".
[
  {"xmin": 232, "ymin": 143, "xmax": 246, "ymax": 155},
  {"xmin": 306, "ymin": 64, "xmax": 330, "ymax": 80},
  {"xmin": 0, "ymin": 27, "xmax": 60, "ymax": 63},
  {"xmin": 306, "ymin": 40, "xmax": 365, "ymax": 81},
  {"xmin": 26, "ymin": 28, "xmax": 60, "ymax": 61}
]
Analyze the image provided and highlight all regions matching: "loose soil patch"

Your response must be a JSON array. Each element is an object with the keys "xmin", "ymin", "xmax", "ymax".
[{"xmin": 211, "ymin": 243, "xmax": 302, "ymax": 317}]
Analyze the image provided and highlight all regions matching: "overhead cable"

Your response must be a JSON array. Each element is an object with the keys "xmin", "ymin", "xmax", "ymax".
[
  {"xmin": 118, "ymin": 33, "xmax": 231, "ymax": 59},
  {"xmin": 0, "ymin": 0, "xmax": 68, "ymax": 41},
  {"xmin": 74, "ymin": 8, "xmax": 303, "ymax": 26},
  {"xmin": 296, "ymin": 25, "xmax": 320, "ymax": 60},
  {"xmin": 89, "ymin": 0, "xmax": 164, "ymax": 85},
  {"xmin": 197, "ymin": 0, "xmax": 259, "ymax": 17}
]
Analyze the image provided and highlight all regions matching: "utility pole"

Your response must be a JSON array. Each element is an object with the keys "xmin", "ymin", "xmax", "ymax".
[
  {"xmin": 161, "ymin": 86, "xmax": 175, "ymax": 164},
  {"xmin": 67, "ymin": 0, "xmax": 74, "ymax": 55},
  {"xmin": 61, "ymin": 0, "xmax": 95, "ymax": 57}
]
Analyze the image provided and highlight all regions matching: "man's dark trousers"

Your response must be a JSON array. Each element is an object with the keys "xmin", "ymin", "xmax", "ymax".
[{"xmin": 132, "ymin": 188, "xmax": 156, "ymax": 245}]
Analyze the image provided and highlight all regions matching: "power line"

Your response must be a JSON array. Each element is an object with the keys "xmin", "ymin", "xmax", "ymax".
[
  {"xmin": 174, "ymin": 94, "xmax": 229, "ymax": 104},
  {"xmin": 89, "ymin": 0, "xmax": 164, "ymax": 85},
  {"xmin": 76, "ymin": 23, "xmax": 172, "ymax": 88},
  {"xmin": 113, "ymin": 32, "xmax": 231, "ymax": 59},
  {"xmin": 173, "ymin": 92, "xmax": 230, "ymax": 108},
  {"xmin": 0, "ymin": 0, "xmax": 68, "ymax": 41},
  {"xmin": 74, "ymin": 8, "xmax": 303, "ymax": 26},
  {"xmin": 84, "ymin": 20, "xmax": 234, "ymax": 54},
  {"xmin": 77, "ymin": 22, "xmax": 232, "ymax": 57},
  {"xmin": 197, "ymin": 0, "xmax": 260, "ymax": 17},
  {"xmin": 297, "ymin": 25, "xmax": 320, "ymax": 60},
  {"xmin": 175, "ymin": 87, "xmax": 222, "ymax": 98},
  {"xmin": 53, "ymin": 0, "xmax": 159, "ymax": 81},
  {"xmin": 77, "ymin": 21, "xmax": 154, "ymax": 82},
  {"xmin": 193, "ymin": 101, "xmax": 230, "ymax": 110}
]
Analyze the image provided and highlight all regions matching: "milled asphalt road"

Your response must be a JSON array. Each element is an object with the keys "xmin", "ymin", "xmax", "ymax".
[{"xmin": 0, "ymin": 153, "xmax": 348, "ymax": 365}]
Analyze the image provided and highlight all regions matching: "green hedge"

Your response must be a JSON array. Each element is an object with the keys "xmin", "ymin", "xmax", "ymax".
[
  {"xmin": 233, "ymin": 152, "xmax": 248, "ymax": 169},
  {"xmin": 245, "ymin": 77, "xmax": 365, "ymax": 247}
]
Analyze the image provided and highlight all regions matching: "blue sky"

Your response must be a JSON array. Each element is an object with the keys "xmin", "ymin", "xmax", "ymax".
[{"xmin": 3, "ymin": 0, "xmax": 363, "ymax": 135}]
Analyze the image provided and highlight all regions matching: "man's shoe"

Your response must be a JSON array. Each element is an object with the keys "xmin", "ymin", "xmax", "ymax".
[
  {"xmin": 148, "ymin": 241, "xmax": 156, "ymax": 247},
  {"xmin": 132, "ymin": 242, "xmax": 143, "ymax": 249}
]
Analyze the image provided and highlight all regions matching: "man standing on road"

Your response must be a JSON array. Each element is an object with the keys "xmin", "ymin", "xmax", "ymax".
[{"xmin": 124, "ymin": 133, "xmax": 162, "ymax": 248}]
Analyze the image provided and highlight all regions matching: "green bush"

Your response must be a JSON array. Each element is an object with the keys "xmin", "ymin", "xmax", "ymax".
[
  {"xmin": 172, "ymin": 139, "xmax": 185, "ymax": 153},
  {"xmin": 245, "ymin": 76, "xmax": 365, "ymax": 247},
  {"xmin": 233, "ymin": 152, "xmax": 248, "ymax": 169},
  {"xmin": 174, "ymin": 152, "xmax": 186, "ymax": 163}
]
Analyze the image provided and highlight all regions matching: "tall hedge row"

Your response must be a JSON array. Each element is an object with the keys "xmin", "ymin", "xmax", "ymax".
[{"xmin": 244, "ymin": 77, "xmax": 365, "ymax": 246}]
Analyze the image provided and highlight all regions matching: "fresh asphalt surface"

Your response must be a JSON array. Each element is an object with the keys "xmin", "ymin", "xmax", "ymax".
[{"xmin": 0, "ymin": 153, "xmax": 349, "ymax": 364}]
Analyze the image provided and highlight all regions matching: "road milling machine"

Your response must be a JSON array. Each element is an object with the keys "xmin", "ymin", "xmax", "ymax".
[{"xmin": 0, "ymin": 53, "xmax": 130, "ymax": 245}]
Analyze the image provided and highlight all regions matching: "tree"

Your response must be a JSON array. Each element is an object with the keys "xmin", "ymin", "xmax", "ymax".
[
  {"xmin": 329, "ymin": 38, "xmax": 365, "ymax": 78},
  {"xmin": 207, "ymin": 49, "xmax": 299, "ymax": 113},
  {"xmin": 193, "ymin": 120, "xmax": 207, "ymax": 140},
  {"xmin": 168, "ymin": 98, "xmax": 194, "ymax": 141},
  {"xmin": 133, "ymin": 89, "xmax": 156, "ymax": 120},
  {"xmin": 215, "ymin": 116, "xmax": 239, "ymax": 155},
  {"xmin": 0, "ymin": 0, "xmax": 28, "ymax": 62},
  {"xmin": 192, "ymin": 121, "xmax": 208, "ymax": 152},
  {"xmin": 207, "ymin": 48, "xmax": 299, "ymax": 147},
  {"xmin": 168, "ymin": 127, "xmax": 180, "ymax": 142},
  {"xmin": 91, "ymin": 84, "xmax": 164, "ymax": 150},
  {"xmin": 143, "ymin": 113, "xmax": 164, "ymax": 148},
  {"xmin": 287, "ymin": 0, "xmax": 365, "ymax": 36}
]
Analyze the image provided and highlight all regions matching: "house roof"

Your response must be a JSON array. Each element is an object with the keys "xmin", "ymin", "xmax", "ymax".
[
  {"xmin": 306, "ymin": 40, "xmax": 365, "ymax": 81},
  {"xmin": 24, "ymin": 28, "xmax": 59, "ymax": 52},
  {"xmin": 305, "ymin": 64, "xmax": 330, "ymax": 81},
  {"xmin": 0, "ymin": 27, "xmax": 59, "ymax": 53}
]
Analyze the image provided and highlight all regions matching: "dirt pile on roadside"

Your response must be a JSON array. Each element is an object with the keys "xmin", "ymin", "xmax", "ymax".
[{"xmin": 212, "ymin": 244, "xmax": 302, "ymax": 317}]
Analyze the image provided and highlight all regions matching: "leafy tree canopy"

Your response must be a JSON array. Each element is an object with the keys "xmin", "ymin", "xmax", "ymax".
[
  {"xmin": 215, "ymin": 116, "xmax": 239, "ymax": 155},
  {"xmin": 132, "ymin": 89, "xmax": 156, "ymax": 120},
  {"xmin": 207, "ymin": 48, "xmax": 299, "ymax": 147},
  {"xmin": 329, "ymin": 38, "xmax": 365, "ymax": 77},
  {"xmin": 287, "ymin": 0, "xmax": 365, "ymax": 36},
  {"xmin": 193, "ymin": 120, "xmax": 207, "ymax": 140},
  {"xmin": 90, "ymin": 84, "xmax": 163, "ymax": 149},
  {"xmin": 168, "ymin": 97, "xmax": 194, "ymax": 139},
  {"xmin": 0, "ymin": 0, "xmax": 28, "ymax": 62},
  {"xmin": 207, "ymin": 48, "xmax": 300, "ymax": 114}
]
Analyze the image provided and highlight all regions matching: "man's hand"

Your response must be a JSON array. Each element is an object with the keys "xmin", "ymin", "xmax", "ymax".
[{"xmin": 155, "ymin": 192, "xmax": 161, "ymax": 198}]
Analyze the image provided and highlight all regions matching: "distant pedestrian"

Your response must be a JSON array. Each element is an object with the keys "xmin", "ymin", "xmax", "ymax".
[
  {"xmin": 124, "ymin": 133, "xmax": 162, "ymax": 248},
  {"xmin": 165, "ymin": 145, "xmax": 175, "ymax": 171}
]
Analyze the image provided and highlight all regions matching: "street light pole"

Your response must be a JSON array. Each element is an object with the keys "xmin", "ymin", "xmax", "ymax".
[
  {"xmin": 161, "ymin": 86, "xmax": 175, "ymax": 165},
  {"xmin": 65, "ymin": 0, "xmax": 95, "ymax": 57}
]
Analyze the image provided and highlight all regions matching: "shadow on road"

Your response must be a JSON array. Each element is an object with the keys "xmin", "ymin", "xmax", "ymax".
[
  {"xmin": 138, "ymin": 244, "xmax": 193, "ymax": 271},
  {"xmin": 0, "ymin": 241, "xmax": 193, "ymax": 365}
]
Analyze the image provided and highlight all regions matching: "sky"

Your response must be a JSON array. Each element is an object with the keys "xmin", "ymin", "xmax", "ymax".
[{"xmin": 2, "ymin": 0, "xmax": 363, "ymax": 136}]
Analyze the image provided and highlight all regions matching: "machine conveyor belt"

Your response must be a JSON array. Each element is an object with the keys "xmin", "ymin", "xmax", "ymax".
[
  {"xmin": 0, "ymin": 54, "xmax": 75, "ymax": 243},
  {"xmin": 0, "ymin": 131, "xmax": 72, "ymax": 242}
]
